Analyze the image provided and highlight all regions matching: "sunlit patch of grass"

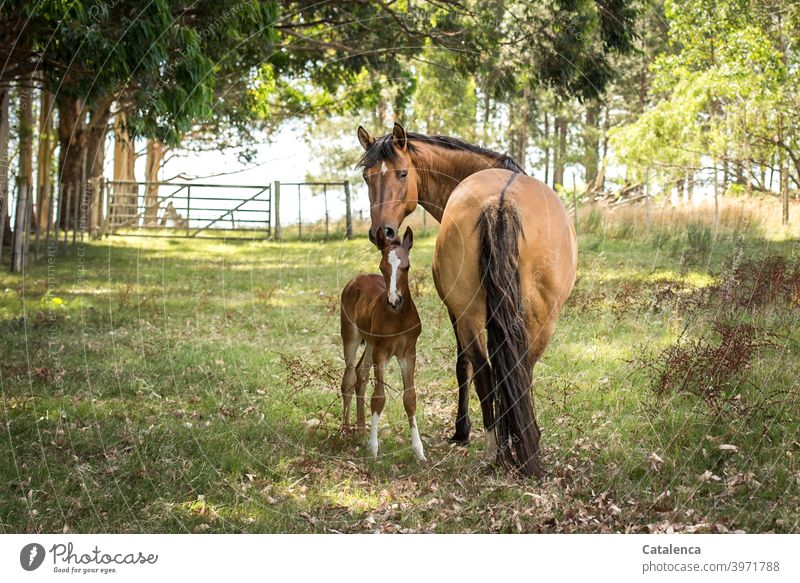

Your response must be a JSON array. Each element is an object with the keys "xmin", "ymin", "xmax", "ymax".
[{"xmin": 1, "ymin": 201, "xmax": 798, "ymax": 533}]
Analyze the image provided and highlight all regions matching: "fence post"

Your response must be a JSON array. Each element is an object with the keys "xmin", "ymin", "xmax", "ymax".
[
  {"xmin": 45, "ymin": 183, "xmax": 53, "ymax": 254},
  {"xmin": 72, "ymin": 181, "xmax": 79, "ymax": 245},
  {"xmin": 34, "ymin": 185, "xmax": 40, "ymax": 259},
  {"xmin": 344, "ymin": 180, "xmax": 353, "ymax": 239},
  {"xmin": 323, "ymin": 184, "xmax": 329, "ymax": 240},
  {"xmin": 23, "ymin": 187, "xmax": 32, "ymax": 268},
  {"xmin": 0, "ymin": 175, "xmax": 6, "ymax": 267},
  {"xmin": 297, "ymin": 184, "xmax": 302, "ymax": 240},
  {"xmin": 63, "ymin": 184, "xmax": 71, "ymax": 246},
  {"xmin": 572, "ymin": 174, "xmax": 579, "ymax": 236},
  {"xmin": 12, "ymin": 182, "xmax": 27, "ymax": 272},
  {"xmin": 274, "ymin": 181, "xmax": 282, "ymax": 240}
]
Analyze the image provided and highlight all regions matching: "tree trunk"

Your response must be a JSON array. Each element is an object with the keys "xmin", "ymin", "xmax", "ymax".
[
  {"xmin": 143, "ymin": 138, "xmax": 166, "ymax": 226},
  {"xmin": 482, "ymin": 90, "xmax": 491, "ymax": 142},
  {"xmin": 85, "ymin": 99, "xmax": 111, "ymax": 237},
  {"xmin": 12, "ymin": 83, "xmax": 35, "ymax": 271},
  {"xmin": 553, "ymin": 115, "xmax": 567, "ymax": 188},
  {"xmin": 36, "ymin": 90, "xmax": 55, "ymax": 231},
  {"xmin": 111, "ymin": 111, "xmax": 138, "ymax": 227},
  {"xmin": 0, "ymin": 85, "xmax": 10, "ymax": 259},
  {"xmin": 583, "ymin": 99, "xmax": 600, "ymax": 186},
  {"xmin": 516, "ymin": 86, "xmax": 529, "ymax": 169},
  {"xmin": 542, "ymin": 111, "xmax": 550, "ymax": 186},
  {"xmin": 56, "ymin": 95, "xmax": 85, "ymax": 231}
]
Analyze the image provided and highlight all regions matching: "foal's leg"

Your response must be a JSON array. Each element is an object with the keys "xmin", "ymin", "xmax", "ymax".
[
  {"xmin": 340, "ymin": 327, "xmax": 362, "ymax": 432},
  {"xmin": 449, "ymin": 311, "xmax": 473, "ymax": 444},
  {"xmin": 368, "ymin": 351, "xmax": 387, "ymax": 458},
  {"xmin": 398, "ymin": 352, "xmax": 425, "ymax": 461},
  {"xmin": 355, "ymin": 347, "xmax": 372, "ymax": 432}
]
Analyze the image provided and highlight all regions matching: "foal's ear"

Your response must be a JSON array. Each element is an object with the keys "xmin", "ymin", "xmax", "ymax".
[
  {"xmin": 376, "ymin": 226, "xmax": 389, "ymax": 251},
  {"xmin": 357, "ymin": 126, "xmax": 373, "ymax": 151},
  {"xmin": 402, "ymin": 227, "xmax": 413, "ymax": 251},
  {"xmin": 392, "ymin": 122, "xmax": 408, "ymax": 151}
]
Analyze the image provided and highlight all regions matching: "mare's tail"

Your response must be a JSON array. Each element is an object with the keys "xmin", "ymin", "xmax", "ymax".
[{"xmin": 477, "ymin": 183, "xmax": 543, "ymax": 478}]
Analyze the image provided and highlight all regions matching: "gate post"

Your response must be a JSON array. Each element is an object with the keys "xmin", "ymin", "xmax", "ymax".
[
  {"xmin": 344, "ymin": 180, "xmax": 353, "ymax": 240},
  {"xmin": 274, "ymin": 180, "xmax": 282, "ymax": 240}
]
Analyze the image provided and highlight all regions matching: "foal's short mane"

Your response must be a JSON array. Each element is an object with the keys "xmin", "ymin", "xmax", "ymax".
[{"xmin": 357, "ymin": 131, "xmax": 526, "ymax": 175}]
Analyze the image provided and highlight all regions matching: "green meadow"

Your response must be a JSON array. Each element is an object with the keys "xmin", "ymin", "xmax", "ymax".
[{"xmin": 1, "ymin": 200, "xmax": 799, "ymax": 533}]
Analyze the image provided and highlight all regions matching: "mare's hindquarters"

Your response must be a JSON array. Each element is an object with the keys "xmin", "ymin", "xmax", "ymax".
[{"xmin": 433, "ymin": 169, "xmax": 576, "ymax": 478}]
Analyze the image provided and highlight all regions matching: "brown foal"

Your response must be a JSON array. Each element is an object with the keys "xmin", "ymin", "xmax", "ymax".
[{"xmin": 339, "ymin": 227, "xmax": 425, "ymax": 461}]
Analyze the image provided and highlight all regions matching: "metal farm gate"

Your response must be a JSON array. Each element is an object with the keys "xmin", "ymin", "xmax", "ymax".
[{"xmin": 105, "ymin": 180, "xmax": 272, "ymax": 239}]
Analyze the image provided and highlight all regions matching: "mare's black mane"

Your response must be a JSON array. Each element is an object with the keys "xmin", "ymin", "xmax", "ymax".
[{"xmin": 357, "ymin": 131, "xmax": 526, "ymax": 175}]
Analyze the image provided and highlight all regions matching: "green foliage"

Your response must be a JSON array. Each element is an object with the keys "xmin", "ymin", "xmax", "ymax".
[{"xmin": 612, "ymin": 0, "xmax": 800, "ymax": 190}]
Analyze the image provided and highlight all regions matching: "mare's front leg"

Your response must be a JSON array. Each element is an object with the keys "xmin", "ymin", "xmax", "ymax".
[
  {"xmin": 449, "ymin": 312, "xmax": 472, "ymax": 444},
  {"xmin": 398, "ymin": 352, "xmax": 425, "ymax": 461},
  {"xmin": 368, "ymin": 350, "xmax": 387, "ymax": 458}
]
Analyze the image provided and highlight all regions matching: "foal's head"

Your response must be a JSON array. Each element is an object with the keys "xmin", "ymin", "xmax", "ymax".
[
  {"xmin": 376, "ymin": 227, "xmax": 413, "ymax": 312},
  {"xmin": 357, "ymin": 123, "xmax": 420, "ymax": 247}
]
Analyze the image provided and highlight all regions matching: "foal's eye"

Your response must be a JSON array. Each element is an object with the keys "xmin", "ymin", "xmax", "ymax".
[{"xmin": 399, "ymin": 169, "xmax": 408, "ymax": 180}]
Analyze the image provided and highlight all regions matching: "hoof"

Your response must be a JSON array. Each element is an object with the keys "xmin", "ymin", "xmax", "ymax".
[
  {"xmin": 449, "ymin": 417, "xmax": 471, "ymax": 445},
  {"xmin": 448, "ymin": 433, "xmax": 470, "ymax": 446}
]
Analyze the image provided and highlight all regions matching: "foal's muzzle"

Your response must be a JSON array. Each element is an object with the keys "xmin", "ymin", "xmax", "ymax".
[{"xmin": 387, "ymin": 295, "xmax": 403, "ymax": 311}]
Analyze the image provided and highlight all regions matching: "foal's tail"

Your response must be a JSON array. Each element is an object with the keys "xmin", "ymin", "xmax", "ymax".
[{"xmin": 477, "ymin": 183, "xmax": 543, "ymax": 478}]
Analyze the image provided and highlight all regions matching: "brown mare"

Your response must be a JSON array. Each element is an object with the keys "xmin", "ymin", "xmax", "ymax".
[
  {"xmin": 356, "ymin": 123, "xmax": 577, "ymax": 477},
  {"xmin": 339, "ymin": 227, "xmax": 425, "ymax": 461}
]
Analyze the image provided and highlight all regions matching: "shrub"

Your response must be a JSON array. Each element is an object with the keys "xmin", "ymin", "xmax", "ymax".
[{"xmin": 638, "ymin": 321, "xmax": 777, "ymax": 417}]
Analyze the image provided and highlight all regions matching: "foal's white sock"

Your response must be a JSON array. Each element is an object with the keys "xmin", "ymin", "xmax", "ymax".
[
  {"xmin": 369, "ymin": 413, "xmax": 380, "ymax": 457},
  {"xmin": 410, "ymin": 416, "xmax": 426, "ymax": 461}
]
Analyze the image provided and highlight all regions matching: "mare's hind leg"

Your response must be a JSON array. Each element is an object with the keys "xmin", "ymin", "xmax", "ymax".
[
  {"xmin": 455, "ymin": 318, "xmax": 497, "ymax": 464},
  {"xmin": 354, "ymin": 346, "xmax": 372, "ymax": 432},
  {"xmin": 449, "ymin": 311, "xmax": 473, "ymax": 444},
  {"xmin": 340, "ymin": 328, "xmax": 362, "ymax": 432}
]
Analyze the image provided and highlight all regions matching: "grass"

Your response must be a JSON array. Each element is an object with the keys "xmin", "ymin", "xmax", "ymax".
[{"xmin": 1, "ymin": 198, "xmax": 799, "ymax": 533}]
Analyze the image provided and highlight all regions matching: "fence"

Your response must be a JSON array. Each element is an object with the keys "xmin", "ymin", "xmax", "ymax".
[
  {"xmin": 273, "ymin": 181, "xmax": 353, "ymax": 241},
  {"xmin": 106, "ymin": 179, "xmax": 356, "ymax": 241},
  {"xmin": 106, "ymin": 180, "xmax": 273, "ymax": 239},
  {"xmin": 2, "ymin": 177, "xmax": 360, "ymax": 271}
]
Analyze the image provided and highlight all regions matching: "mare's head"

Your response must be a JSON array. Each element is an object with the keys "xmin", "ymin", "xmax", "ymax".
[
  {"xmin": 357, "ymin": 123, "xmax": 420, "ymax": 247},
  {"xmin": 376, "ymin": 227, "xmax": 413, "ymax": 312}
]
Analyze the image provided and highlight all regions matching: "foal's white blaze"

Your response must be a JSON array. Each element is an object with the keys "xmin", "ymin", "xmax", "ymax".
[
  {"xmin": 380, "ymin": 161, "xmax": 388, "ymax": 175},
  {"xmin": 484, "ymin": 430, "xmax": 497, "ymax": 463},
  {"xmin": 369, "ymin": 412, "xmax": 380, "ymax": 457},
  {"xmin": 387, "ymin": 250, "xmax": 401, "ymax": 305},
  {"xmin": 410, "ymin": 416, "xmax": 426, "ymax": 461}
]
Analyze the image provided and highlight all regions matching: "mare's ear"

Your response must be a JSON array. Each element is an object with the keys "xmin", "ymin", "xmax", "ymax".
[
  {"xmin": 392, "ymin": 122, "xmax": 408, "ymax": 151},
  {"xmin": 357, "ymin": 126, "xmax": 373, "ymax": 151},
  {"xmin": 376, "ymin": 227, "xmax": 389, "ymax": 251},
  {"xmin": 402, "ymin": 227, "xmax": 413, "ymax": 251}
]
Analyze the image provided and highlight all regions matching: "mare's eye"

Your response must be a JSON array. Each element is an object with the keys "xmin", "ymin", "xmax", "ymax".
[{"xmin": 399, "ymin": 170, "xmax": 408, "ymax": 180}]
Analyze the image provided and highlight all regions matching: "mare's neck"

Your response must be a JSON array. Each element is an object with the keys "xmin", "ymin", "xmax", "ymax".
[{"xmin": 412, "ymin": 144, "xmax": 504, "ymax": 222}]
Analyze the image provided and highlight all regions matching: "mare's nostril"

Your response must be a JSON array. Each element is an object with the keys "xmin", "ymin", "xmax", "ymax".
[
  {"xmin": 383, "ymin": 226, "xmax": 395, "ymax": 239},
  {"xmin": 369, "ymin": 229, "xmax": 376, "ymax": 244}
]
